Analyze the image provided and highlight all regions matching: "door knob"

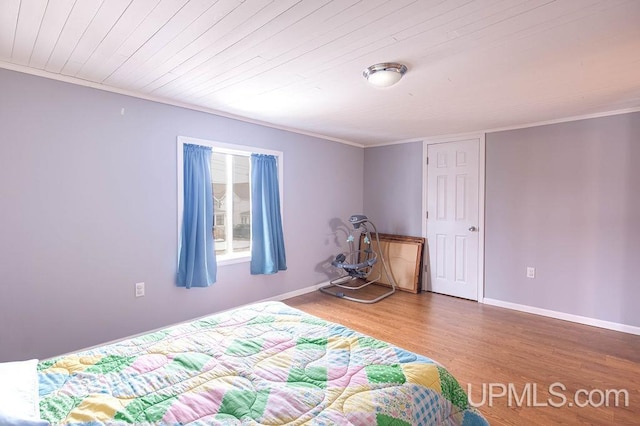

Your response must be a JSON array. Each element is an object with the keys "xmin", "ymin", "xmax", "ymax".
[{"xmin": 469, "ymin": 226, "xmax": 477, "ymax": 232}]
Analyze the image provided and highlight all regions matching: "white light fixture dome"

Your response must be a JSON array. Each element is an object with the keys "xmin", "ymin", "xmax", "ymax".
[{"xmin": 363, "ymin": 63, "xmax": 407, "ymax": 87}]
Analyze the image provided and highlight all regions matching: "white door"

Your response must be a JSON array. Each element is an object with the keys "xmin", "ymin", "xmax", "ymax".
[{"xmin": 426, "ymin": 139, "xmax": 480, "ymax": 300}]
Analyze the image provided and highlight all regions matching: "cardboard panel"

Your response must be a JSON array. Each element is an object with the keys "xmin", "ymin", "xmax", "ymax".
[{"xmin": 360, "ymin": 233, "xmax": 425, "ymax": 293}]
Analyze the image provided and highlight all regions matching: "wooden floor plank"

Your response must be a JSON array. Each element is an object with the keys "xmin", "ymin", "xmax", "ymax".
[{"xmin": 284, "ymin": 289, "xmax": 640, "ymax": 425}]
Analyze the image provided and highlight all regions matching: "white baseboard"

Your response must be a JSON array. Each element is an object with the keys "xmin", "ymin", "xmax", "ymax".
[
  {"xmin": 483, "ymin": 298, "xmax": 640, "ymax": 336},
  {"xmin": 258, "ymin": 281, "xmax": 330, "ymax": 303},
  {"xmin": 52, "ymin": 282, "xmax": 329, "ymax": 360}
]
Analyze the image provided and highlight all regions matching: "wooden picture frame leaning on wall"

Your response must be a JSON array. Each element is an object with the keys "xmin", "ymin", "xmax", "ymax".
[{"xmin": 360, "ymin": 233, "xmax": 425, "ymax": 293}]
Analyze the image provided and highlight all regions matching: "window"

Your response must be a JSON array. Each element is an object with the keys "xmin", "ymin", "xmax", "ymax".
[
  {"xmin": 210, "ymin": 151, "xmax": 250, "ymax": 257},
  {"xmin": 177, "ymin": 136, "xmax": 284, "ymax": 265}
]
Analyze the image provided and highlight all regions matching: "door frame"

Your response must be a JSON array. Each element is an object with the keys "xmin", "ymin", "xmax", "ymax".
[{"xmin": 421, "ymin": 132, "xmax": 486, "ymax": 302}]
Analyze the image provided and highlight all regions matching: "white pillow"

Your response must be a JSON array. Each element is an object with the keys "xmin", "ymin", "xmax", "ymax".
[{"xmin": 0, "ymin": 359, "xmax": 48, "ymax": 425}]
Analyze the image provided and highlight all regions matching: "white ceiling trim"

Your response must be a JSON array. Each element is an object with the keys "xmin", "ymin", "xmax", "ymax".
[
  {"xmin": 368, "ymin": 106, "xmax": 640, "ymax": 148},
  {"xmin": 7, "ymin": 58, "xmax": 637, "ymax": 152},
  {"xmin": 364, "ymin": 137, "xmax": 425, "ymax": 148},
  {"xmin": 0, "ymin": 61, "xmax": 365, "ymax": 149},
  {"xmin": 478, "ymin": 106, "xmax": 640, "ymax": 136}
]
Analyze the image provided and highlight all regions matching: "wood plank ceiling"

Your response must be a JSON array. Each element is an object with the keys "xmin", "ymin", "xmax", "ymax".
[{"xmin": 1, "ymin": 0, "xmax": 639, "ymax": 146}]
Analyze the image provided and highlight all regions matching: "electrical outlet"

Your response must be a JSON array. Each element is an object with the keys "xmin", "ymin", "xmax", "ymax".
[
  {"xmin": 135, "ymin": 282, "xmax": 145, "ymax": 297},
  {"xmin": 526, "ymin": 267, "xmax": 535, "ymax": 279}
]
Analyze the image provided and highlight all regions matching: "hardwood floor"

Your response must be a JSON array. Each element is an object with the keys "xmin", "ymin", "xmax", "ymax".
[{"xmin": 284, "ymin": 288, "xmax": 640, "ymax": 425}]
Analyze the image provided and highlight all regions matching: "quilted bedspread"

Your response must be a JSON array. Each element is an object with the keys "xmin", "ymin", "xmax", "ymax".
[{"xmin": 38, "ymin": 301, "xmax": 488, "ymax": 425}]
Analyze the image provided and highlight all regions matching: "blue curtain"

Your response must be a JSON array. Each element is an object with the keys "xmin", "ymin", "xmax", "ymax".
[
  {"xmin": 251, "ymin": 154, "xmax": 287, "ymax": 274},
  {"xmin": 177, "ymin": 144, "xmax": 217, "ymax": 288}
]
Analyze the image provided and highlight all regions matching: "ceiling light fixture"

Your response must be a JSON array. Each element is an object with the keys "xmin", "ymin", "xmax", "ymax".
[{"xmin": 363, "ymin": 63, "xmax": 407, "ymax": 88}]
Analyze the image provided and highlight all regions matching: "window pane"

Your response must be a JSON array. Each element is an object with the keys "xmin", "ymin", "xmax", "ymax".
[
  {"xmin": 211, "ymin": 152, "xmax": 227, "ymax": 255},
  {"xmin": 210, "ymin": 151, "xmax": 251, "ymax": 258},
  {"xmin": 233, "ymin": 155, "xmax": 250, "ymax": 252}
]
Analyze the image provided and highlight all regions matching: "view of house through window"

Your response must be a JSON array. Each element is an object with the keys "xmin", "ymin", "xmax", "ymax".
[
  {"xmin": 178, "ymin": 136, "xmax": 284, "ymax": 265},
  {"xmin": 210, "ymin": 151, "xmax": 251, "ymax": 257}
]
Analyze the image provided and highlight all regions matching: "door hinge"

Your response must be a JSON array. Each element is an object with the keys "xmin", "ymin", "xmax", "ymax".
[
  {"xmin": 426, "ymin": 211, "xmax": 429, "ymax": 219},
  {"xmin": 426, "ymin": 157, "xmax": 429, "ymax": 165}
]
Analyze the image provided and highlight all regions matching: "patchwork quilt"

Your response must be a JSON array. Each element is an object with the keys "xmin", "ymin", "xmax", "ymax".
[{"xmin": 38, "ymin": 302, "xmax": 488, "ymax": 425}]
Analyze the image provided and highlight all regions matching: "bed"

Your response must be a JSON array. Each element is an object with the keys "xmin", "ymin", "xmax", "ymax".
[{"xmin": 34, "ymin": 301, "xmax": 487, "ymax": 425}]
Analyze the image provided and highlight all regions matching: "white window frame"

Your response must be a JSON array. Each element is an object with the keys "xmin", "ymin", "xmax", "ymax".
[{"xmin": 177, "ymin": 136, "xmax": 284, "ymax": 266}]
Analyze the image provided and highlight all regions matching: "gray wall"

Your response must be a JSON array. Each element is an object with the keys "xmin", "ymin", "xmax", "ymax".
[
  {"xmin": 485, "ymin": 112, "xmax": 640, "ymax": 327},
  {"xmin": 362, "ymin": 113, "xmax": 640, "ymax": 329},
  {"xmin": 363, "ymin": 142, "xmax": 423, "ymax": 236},
  {"xmin": 0, "ymin": 69, "xmax": 363, "ymax": 361}
]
